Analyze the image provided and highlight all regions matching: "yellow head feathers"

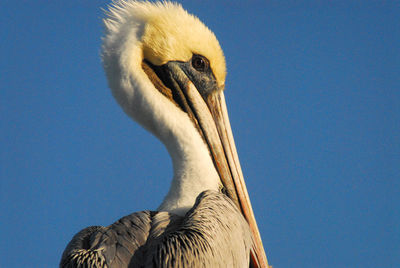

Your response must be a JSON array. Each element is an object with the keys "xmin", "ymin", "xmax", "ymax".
[{"xmin": 103, "ymin": 1, "xmax": 226, "ymax": 88}]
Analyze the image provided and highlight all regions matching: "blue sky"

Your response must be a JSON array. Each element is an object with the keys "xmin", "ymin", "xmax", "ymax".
[{"xmin": 1, "ymin": 1, "xmax": 399, "ymax": 267}]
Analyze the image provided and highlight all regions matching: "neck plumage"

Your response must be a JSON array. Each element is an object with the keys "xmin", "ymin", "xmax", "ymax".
[
  {"xmin": 157, "ymin": 121, "xmax": 221, "ymax": 216},
  {"xmin": 110, "ymin": 62, "xmax": 220, "ymax": 217}
]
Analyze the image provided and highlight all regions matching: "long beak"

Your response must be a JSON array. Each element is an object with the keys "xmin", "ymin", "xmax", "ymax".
[
  {"xmin": 142, "ymin": 60, "xmax": 269, "ymax": 267},
  {"xmin": 184, "ymin": 82, "xmax": 269, "ymax": 268}
]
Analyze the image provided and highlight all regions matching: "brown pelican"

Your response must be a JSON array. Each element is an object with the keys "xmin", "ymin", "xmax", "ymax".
[{"xmin": 61, "ymin": 1, "xmax": 270, "ymax": 267}]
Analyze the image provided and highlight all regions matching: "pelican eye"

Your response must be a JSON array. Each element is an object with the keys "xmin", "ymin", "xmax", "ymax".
[{"xmin": 191, "ymin": 55, "xmax": 209, "ymax": 72}]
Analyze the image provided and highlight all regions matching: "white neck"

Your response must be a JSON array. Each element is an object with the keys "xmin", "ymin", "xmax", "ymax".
[
  {"xmin": 132, "ymin": 70, "xmax": 221, "ymax": 216},
  {"xmin": 157, "ymin": 120, "xmax": 221, "ymax": 216},
  {"xmin": 102, "ymin": 23, "xmax": 220, "ymax": 216}
]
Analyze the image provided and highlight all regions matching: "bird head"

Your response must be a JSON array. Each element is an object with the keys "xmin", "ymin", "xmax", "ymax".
[{"xmin": 140, "ymin": 2, "xmax": 226, "ymax": 88}]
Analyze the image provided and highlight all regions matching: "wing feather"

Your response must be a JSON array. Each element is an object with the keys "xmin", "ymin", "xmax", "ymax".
[{"xmin": 60, "ymin": 191, "xmax": 252, "ymax": 268}]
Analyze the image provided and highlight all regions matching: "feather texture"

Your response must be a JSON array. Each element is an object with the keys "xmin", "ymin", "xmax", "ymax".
[{"xmin": 61, "ymin": 191, "xmax": 252, "ymax": 268}]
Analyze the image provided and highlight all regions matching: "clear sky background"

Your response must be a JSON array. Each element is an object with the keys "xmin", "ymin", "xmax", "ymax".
[{"xmin": 1, "ymin": 1, "xmax": 399, "ymax": 267}]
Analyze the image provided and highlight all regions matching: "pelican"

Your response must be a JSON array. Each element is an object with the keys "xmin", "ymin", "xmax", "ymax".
[{"xmin": 61, "ymin": 1, "xmax": 269, "ymax": 267}]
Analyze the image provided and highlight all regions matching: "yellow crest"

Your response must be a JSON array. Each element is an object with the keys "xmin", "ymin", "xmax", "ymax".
[{"xmin": 105, "ymin": 1, "xmax": 226, "ymax": 88}]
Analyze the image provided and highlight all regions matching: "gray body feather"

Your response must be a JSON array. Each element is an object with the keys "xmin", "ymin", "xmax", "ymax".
[{"xmin": 60, "ymin": 190, "xmax": 252, "ymax": 268}]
